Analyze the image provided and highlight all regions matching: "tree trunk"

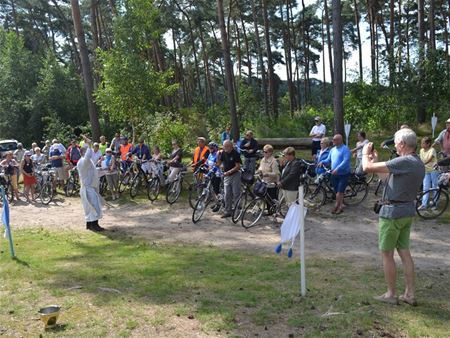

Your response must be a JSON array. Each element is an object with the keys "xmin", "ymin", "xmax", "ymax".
[
  {"xmin": 444, "ymin": 0, "xmax": 449, "ymax": 75},
  {"xmin": 108, "ymin": 0, "xmax": 117, "ymax": 16},
  {"xmin": 281, "ymin": 1, "xmax": 295, "ymax": 113},
  {"xmin": 251, "ymin": 0, "xmax": 268, "ymax": 117},
  {"xmin": 262, "ymin": 0, "xmax": 277, "ymax": 118},
  {"xmin": 239, "ymin": 13, "xmax": 252, "ymax": 85},
  {"xmin": 10, "ymin": 0, "xmax": 19, "ymax": 36},
  {"xmin": 367, "ymin": 0, "xmax": 376, "ymax": 83},
  {"xmin": 90, "ymin": 0, "xmax": 99, "ymax": 49},
  {"xmin": 388, "ymin": 0, "xmax": 395, "ymax": 86},
  {"xmin": 405, "ymin": 5, "xmax": 410, "ymax": 64},
  {"xmin": 70, "ymin": 0, "xmax": 101, "ymax": 141},
  {"xmin": 417, "ymin": 0, "xmax": 426, "ymax": 122},
  {"xmin": 199, "ymin": 26, "xmax": 214, "ymax": 105},
  {"xmin": 174, "ymin": 1, "xmax": 203, "ymax": 101},
  {"xmin": 397, "ymin": 0, "xmax": 402, "ymax": 73},
  {"xmin": 302, "ymin": 0, "xmax": 309, "ymax": 105},
  {"xmin": 353, "ymin": 0, "xmax": 363, "ymax": 82},
  {"xmin": 324, "ymin": 0, "xmax": 334, "ymax": 85},
  {"xmin": 322, "ymin": 9, "xmax": 327, "ymax": 104},
  {"xmin": 217, "ymin": 0, "xmax": 239, "ymax": 142},
  {"xmin": 429, "ymin": 0, "xmax": 436, "ymax": 51},
  {"xmin": 332, "ymin": 0, "xmax": 344, "ymax": 135}
]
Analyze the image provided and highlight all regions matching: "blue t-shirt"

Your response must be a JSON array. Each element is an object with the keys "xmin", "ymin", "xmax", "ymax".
[
  {"xmin": 321, "ymin": 144, "xmax": 351, "ymax": 175},
  {"xmin": 49, "ymin": 148, "xmax": 63, "ymax": 168},
  {"xmin": 132, "ymin": 144, "xmax": 151, "ymax": 160}
]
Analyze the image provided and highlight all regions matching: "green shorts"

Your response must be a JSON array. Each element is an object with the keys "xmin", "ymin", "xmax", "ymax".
[{"xmin": 378, "ymin": 217, "xmax": 412, "ymax": 251}]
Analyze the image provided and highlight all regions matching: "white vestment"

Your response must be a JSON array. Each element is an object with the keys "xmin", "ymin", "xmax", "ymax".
[{"xmin": 77, "ymin": 147, "xmax": 103, "ymax": 222}]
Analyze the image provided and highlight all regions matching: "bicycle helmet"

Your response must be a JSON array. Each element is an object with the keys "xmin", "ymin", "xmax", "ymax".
[{"xmin": 208, "ymin": 142, "xmax": 218, "ymax": 149}]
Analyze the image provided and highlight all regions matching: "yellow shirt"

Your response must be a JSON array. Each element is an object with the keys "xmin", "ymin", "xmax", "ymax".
[{"xmin": 419, "ymin": 148, "xmax": 437, "ymax": 173}]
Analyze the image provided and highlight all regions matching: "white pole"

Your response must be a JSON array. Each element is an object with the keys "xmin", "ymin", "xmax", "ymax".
[{"xmin": 298, "ymin": 184, "xmax": 306, "ymax": 296}]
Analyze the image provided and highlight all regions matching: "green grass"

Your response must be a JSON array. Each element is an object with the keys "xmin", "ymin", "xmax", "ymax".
[{"xmin": 1, "ymin": 228, "xmax": 449, "ymax": 337}]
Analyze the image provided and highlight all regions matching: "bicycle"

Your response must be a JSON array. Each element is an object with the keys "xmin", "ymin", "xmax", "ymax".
[
  {"xmin": 192, "ymin": 168, "xmax": 223, "ymax": 223},
  {"xmin": 130, "ymin": 158, "xmax": 152, "ymax": 199},
  {"xmin": 0, "ymin": 171, "xmax": 14, "ymax": 204},
  {"xmin": 231, "ymin": 170, "xmax": 256, "ymax": 223},
  {"xmin": 118, "ymin": 159, "xmax": 134, "ymax": 194},
  {"xmin": 166, "ymin": 165, "xmax": 187, "ymax": 204},
  {"xmin": 188, "ymin": 162, "xmax": 208, "ymax": 209},
  {"xmin": 305, "ymin": 169, "xmax": 369, "ymax": 209},
  {"xmin": 39, "ymin": 164, "xmax": 56, "ymax": 205},
  {"xmin": 415, "ymin": 159, "xmax": 450, "ymax": 220},
  {"xmin": 65, "ymin": 167, "xmax": 80, "ymax": 197},
  {"xmin": 241, "ymin": 177, "xmax": 288, "ymax": 229},
  {"xmin": 147, "ymin": 159, "xmax": 167, "ymax": 202}
]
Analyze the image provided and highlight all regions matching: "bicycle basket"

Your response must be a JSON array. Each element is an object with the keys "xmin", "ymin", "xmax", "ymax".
[
  {"xmin": 241, "ymin": 170, "xmax": 254, "ymax": 184},
  {"xmin": 253, "ymin": 181, "xmax": 267, "ymax": 197}
]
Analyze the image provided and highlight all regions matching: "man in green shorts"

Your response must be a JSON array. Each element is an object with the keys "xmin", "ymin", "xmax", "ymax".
[{"xmin": 362, "ymin": 128, "xmax": 424, "ymax": 306}]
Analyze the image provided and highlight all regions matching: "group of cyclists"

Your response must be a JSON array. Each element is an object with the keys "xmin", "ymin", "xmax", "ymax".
[{"xmin": 0, "ymin": 118, "xmax": 449, "ymax": 223}]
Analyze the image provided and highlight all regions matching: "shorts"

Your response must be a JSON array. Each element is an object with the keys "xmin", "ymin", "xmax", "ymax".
[
  {"xmin": 23, "ymin": 174, "xmax": 37, "ymax": 186},
  {"xmin": 54, "ymin": 167, "xmax": 67, "ymax": 181},
  {"xmin": 379, "ymin": 217, "xmax": 412, "ymax": 251},
  {"xmin": 331, "ymin": 174, "xmax": 349, "ymax": 193}
]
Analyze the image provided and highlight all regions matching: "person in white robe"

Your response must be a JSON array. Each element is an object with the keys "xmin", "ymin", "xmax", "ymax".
[{"xmin": 77, "ymin": 135, "xmax": 104, "ymax": 231}]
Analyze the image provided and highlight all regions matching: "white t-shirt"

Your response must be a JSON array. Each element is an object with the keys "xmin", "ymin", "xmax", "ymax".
[{"xmin": 310, "ymin": 124, "xmax": 326, "ymax": 141}]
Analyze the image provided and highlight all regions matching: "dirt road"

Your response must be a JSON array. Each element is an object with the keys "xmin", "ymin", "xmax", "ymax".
[{"xmin": 9, "ymin": 193, "xmax": 450, "ymax": 270}]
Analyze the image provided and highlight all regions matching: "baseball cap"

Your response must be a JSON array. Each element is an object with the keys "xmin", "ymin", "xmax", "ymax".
[
  {"xmin": 314, "ymin": 116, "xmax": 321, "ymax": 121},
  {"xmin": 446, "ymin": 118, "xmax": 450, "ymax": 123}
]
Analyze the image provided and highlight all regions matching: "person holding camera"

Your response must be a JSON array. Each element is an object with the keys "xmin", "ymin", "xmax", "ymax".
[{"xmin": 362, "ymin": 128, "xmax": 424, "ymax": 306}]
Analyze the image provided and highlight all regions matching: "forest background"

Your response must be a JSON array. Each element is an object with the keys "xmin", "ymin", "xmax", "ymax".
[{"xmin": 0, "ymin": 0, "xmax": 449, "ymax": 153}]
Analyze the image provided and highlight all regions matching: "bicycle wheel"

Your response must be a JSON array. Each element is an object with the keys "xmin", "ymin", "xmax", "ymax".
[
  {"xmin": 99, "ymin": 176, "xmax": 108, "ymax": 196},
  {"xmin": 147, "ymin": 177, "xmax": 160, "ymax": 201},
  {"xmin": 192, "ymin": 191, "xmax": 210, "ymax": 223},
  {"xmin": 241, "ymin": 198, "xmax": 265, "ymax": 229},
  {"xmin": 344, "ymin": 180, "xmax": 369, "ymax": 206},
  {"xmin": 188, "ymin": 182, "xmax": 202, "ymax": 209},
  {"xmin": 118, "ymin": 172, "xmax": 130, "ymax": 193},
  {"xmin": 365, "ymin": 172, "xmax": 375, "ymax": 184},
  {"xmin": 166, "ymin": 179, "xmax": 182, "ymax": 204},
  {"xmin": 416, "ymin": 188, "xmax": 449, "ymax": 220},
  {"xmin": 130, "ymin": 175, "xmax": 141, "ymax": 198},
  {"xmin": 232, "ymin": 192, "xmax": 250, "ymax": 223},
  {"xmin": 65, "ymin": 176, "xmax": 77, "ymax": 197},
  {"xmin": 305, "ymin": 184, "xmax": 326, "ymax": 210},
  {"xmin": 3, "ymin": 182, "xmax": 14, "ymax": 203},
  {"xmin": 40, "ymin": 182, "xmax": 53, "ymax": 205},
  {"xmin": 33, "ymin": 177, "xmax": 42, "ymax": 199}
]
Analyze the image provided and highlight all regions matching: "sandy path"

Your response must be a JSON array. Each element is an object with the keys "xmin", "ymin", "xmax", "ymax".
[{"xmin": 8, "ymin": 192, "xmax": 450, "ymax": 271}]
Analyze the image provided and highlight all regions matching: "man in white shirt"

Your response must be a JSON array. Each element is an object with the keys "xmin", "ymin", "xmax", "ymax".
[{"xmin": 309, "ymin": 116, "xmax": 326, "ymax": 159}]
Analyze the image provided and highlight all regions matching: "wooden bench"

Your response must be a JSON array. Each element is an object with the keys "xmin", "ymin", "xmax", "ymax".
[{"xmin": 255, "ymin": 138, "xmax": 312, "ymax": 150}]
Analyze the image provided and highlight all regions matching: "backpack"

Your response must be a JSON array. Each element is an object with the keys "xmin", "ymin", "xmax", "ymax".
[{"xmin": 70, "ymin": 146, "xmax": 81, "ymax": 161}]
